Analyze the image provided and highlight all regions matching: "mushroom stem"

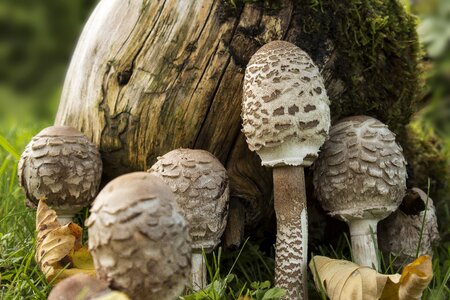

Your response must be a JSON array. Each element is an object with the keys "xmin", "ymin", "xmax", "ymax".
[
  {"xmin": 273, "ymin": 166, "xmax": 308, "ymax": 300},
  {"xmin": 348, "ymin": 218, "xmax": 380, "ymax": 270},
  {"xmin": 55, "ymin": 208, "xmax": 79, "ymax": 225},
  {"xmin": 56, "ymin": 215, "xmax": 74, "ymax": 225},
  {"xmin": 191, "ymin": 252, "xmax": 207, "ymax": 292}
]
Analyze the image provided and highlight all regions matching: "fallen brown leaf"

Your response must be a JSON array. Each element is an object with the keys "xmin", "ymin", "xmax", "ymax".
[
  {"xmin": 310, "ymin": 255, "xmax": 432, "ymax": 300},
  {"xmin": 35, "ymin": 199, "xmax": 96, "ymax": 283}
]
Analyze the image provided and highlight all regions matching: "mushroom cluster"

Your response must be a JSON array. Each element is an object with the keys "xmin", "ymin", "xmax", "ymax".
[
  {"xmin": 242, "ymin": 40, "xmax": 330, "ymax": 299},
  {"xmin": 86, "ymin": 172, "xmax": 191, "ymax": 300},
  {"xmin": 149, "ymin": 148, "xmax": 229, "ymax": 291},
  {"xmin": 313, "ymin": 116, "xmax": 407, "ymax": 270},
  {"xmin": 18, "ymin": 125, "xmax": 102, "ymax": 224}
]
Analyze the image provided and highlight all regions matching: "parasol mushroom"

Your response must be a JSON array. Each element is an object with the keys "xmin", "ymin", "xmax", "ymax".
[
  {"xmin": 242, "ymin": 40, "xmax": 330, "ymax": 299},
  {"xmin": 313, "ymin": 116, "xmax": 407, "ymax": 270},
  {"xmin": 148, "ymin": 148, "xmax": 229, "ymax": 291},
  {"xmin": 18, "ymin": 125, "xmax": 102, "ymax": 224},
  {"xmin": 86, "ymin": 172, "xmax": 191, "ymax": 300},
  {"xmin": 378, "ymin": 187, "xmax": 440, "ymax": 268}
]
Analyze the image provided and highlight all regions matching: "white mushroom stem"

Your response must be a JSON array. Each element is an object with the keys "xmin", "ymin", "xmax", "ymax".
[
  {"xmin": 55, "ymin": 208, "xmax": 80, "ymax": 225},
  {"xmin": 348, "ymin": 218, "xmax": 379, "ymax": 270},
  {"xmin": 273, "ymin": 166, "xmax": 308, "ymax": 300},
  {"xmin": 191, "ymin": 252, "xmax": 207, "ymax": 292},
  {"xmin": 56, "ymin": 215, "xmax": 74, "ymax": 225}
]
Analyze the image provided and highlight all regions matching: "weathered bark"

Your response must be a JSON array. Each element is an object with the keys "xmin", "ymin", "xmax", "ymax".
[{"xmin": 55, "ymin": 0, "xmax": 420, "ymax": 243}]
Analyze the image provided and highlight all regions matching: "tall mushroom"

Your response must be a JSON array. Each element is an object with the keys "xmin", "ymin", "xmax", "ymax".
[
  {"xmin": 18, "ymin": 126, "xmax": 102, "ymax": 224},
  {"xmin": 86, "ymin": 172, "xmax": 191, "ymax": 300},
  {"xmin": 378, "ymin": 187, "xmax": 440, "ymax": 268},
  {"xmin": 148, "ymin": 148, "xmax": 229, "ymax": 291},
  {"xmin": 313, "ymin": 116, "xmax": 407, "ymax": 270},
  {"xmin": 242, "ymin": 40, "xmax": 330, "ymax": 299}
]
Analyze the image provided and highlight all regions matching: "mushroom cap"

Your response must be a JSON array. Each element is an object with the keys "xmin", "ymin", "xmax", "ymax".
[
  {"xmin": 242, "ymin": 40, "xmax": 330, "ymax": 167},
  {"xmin": 378, "ymin": 188, "xmax": 440, "ymax": 267},
  {"xmin": 17, "ymin": 125, "xmax": 102, "ymax": 212},
  {"xmin": 149, "ymin": 148, "xmax": 229, "ymax": 252},
  {"xmin": 47, "ymin": 274, "xmax": 110, "ymax": 300},
  {"xmin": 86, "ymin": 172, "xmax": 191, "ymax": 300},
  {"xmin": 313, "ymin": 116, "xmax": 407, "ymax": 221}
]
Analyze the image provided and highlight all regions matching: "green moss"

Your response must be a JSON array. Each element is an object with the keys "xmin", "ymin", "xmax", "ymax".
[
  {"xmin": 404, "ymin": 122, "xmax": 449, "ymax": 195},
  {"xmin": 403, "ymin": 121, "xmax": 450, "ymax": 238},
  {"xmin": 289, "ymin": 0, "xmax": 421, "ymax": 136}
]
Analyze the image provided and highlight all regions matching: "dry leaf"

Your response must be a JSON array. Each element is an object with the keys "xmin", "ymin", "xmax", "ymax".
[
  {"xmin": 398, "ymin": 255, "xmax": 433, "ymax": 300},
  {"xmin": 35, "ymin": 199, "xmax": 96, "ymax": 283},
  {"xmin": 310, "ymin": 255, "xmax": 432, "ymax": 300}
]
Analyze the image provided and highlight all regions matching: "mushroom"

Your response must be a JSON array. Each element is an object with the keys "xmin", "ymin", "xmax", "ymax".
[
  {"xmin": 86, "ymin": 172, "xmax": 191, "ymax": 300},
  {"xmin": 47, "ymin": 273, "xmax": 130, "ymax": 300},
  {"xmin": 313, "ymin": 116, "xmax": 407, "ymax": 270},
  {"xmin": 18, "ymin": 125, "xmax": 102, "ymax": 224},
  {"xmin": 378, "ymin": 187, "xmax": 440, "ymax": 268},
  {"xmin": 148, "ymin": 148, "xmax": 229, "ymax": 291},
  {"xmin": 242, "ymin": 40, "xmax": 330, "ymax": 299}
]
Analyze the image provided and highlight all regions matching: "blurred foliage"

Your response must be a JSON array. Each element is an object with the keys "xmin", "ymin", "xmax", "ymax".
[
  {"xmin": 0, "ymin": 0, "xmax": 96, "ymax": 122},
  {"xmin": 414, "ymin": 0, "xmax": 450, "ymax": 144}
]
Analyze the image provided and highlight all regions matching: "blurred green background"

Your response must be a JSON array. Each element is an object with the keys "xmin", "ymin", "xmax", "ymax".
[{"xmin": 0, "ymin": 0, "xmax": 95, "ymax": 127}]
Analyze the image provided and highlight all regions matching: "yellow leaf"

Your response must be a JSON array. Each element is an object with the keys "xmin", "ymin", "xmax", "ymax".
[
  {"xmin": 71, "ymin": 246, "xmax": 95, "ymax": 270},
  {"xmin": 398, "ymin": 255, "xmax": 433, "ymax": 300},
  {"xmin": 35, "ymin": 199, "xmax": 96, "ymax": 283},
  {"xmin": 310, "ymin": 256, "xmax": 432, "ymax": 300}
]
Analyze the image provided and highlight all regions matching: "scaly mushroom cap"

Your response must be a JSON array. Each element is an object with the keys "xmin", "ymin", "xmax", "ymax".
[
  {"xmin": 378, "ymin": 188, "xmax": 440, "ymax": 266},
  {"xmin": 149, "ymin": 149, "xmax": 229, "ymax": 252},
  {"xmin": 18, "ymin": 125, "xmax": 102, "ymax": 212},
  {"xmin": 242, "ymin": 40, "xmax": 330, "ymax": 167},
  {"xmin": 313, "ymin": 116, "xmax": 407, "ymax": 221},
  {"xmin": 86, "ymin": 172, "xmax": 191, "ymax": 300}
]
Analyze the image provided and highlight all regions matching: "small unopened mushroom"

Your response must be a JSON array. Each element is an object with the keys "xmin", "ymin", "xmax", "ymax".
[
  {"xmin": 18, "ymin": 126, "xmax": 102, "ymax": 224},
  {"xmin": 86, "ymin": 172, "xmax": 191, "ymax": 300},
  {"xmin": 378, "ymin": 187, "xmax": 440, "ymax": 268},
  {"xmin": 313, "ymin": 116, "xmax": 407, "ymax": 270},
  {"xmin": 148, "ymin": 148, "xmax": 229, "ymax": 291},
  {"xmin": 242, "ymin": 40, "xmax": 330, "ymax": 299},
  {"xmin": 48, "ymin": 273, "xmax": 129, "ymax": 300}
]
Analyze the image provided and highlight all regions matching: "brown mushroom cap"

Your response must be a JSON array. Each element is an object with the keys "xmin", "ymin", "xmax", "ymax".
[
  {"xmin": 313, "ymin": 116, "xmax": 407, "ymax": 221},
  {"xmin": 18, "ymin": 125, "xmax": 102, "ymax": 211},
  {"xmin": 242, "ymin": 40, "xmax": 330, "ymax": 167},
  {"xmin": 86, "ymin": 172, "xmax": 191, "ymax": 300},
  {"xmin": 378, "ymin": 188, "xmax": 440, "ymax": 266},
  {"xmin": 149, "ymin": 148, "xmax": 229, "ymax": 252},
  {"xmin": 48, "ymin": 274, "xmax": 109, "ymax": 300}
]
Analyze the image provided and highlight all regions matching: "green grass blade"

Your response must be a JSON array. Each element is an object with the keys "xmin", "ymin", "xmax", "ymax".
[{"xmin": 0, "ymin": 134, "xmax": 20, "ymax": 160}]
